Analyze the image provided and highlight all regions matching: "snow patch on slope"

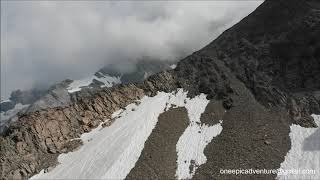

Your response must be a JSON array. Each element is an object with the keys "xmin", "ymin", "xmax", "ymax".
[
  {"xmin": 31, "ymin": 89, "xmax": 222, "ymax": 179},
  {"xmin": 31, "ymin": 92, "xmax": 170, "ymax": 180},
  {"xmin": 67, "ymin": 73, "xmax": 121, "ymax": 93},
  {"xmin": 175, "ymin": 93, "xmax": 223, "ymax": 179},
  {"xmin": 277, "ymin": 114, "xmax": 320, "ymax": 180},
  {"xmin": 101, "ymin": 97, "xmax": 169, "ymax": 179}
]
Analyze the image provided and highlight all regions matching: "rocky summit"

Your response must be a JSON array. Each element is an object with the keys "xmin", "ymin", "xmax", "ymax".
[{"xmin": 1, "ymin": 0, "xmax": 319, "ymax": 179}]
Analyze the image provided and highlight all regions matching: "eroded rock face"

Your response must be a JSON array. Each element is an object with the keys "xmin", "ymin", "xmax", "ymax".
[
  {"xmin": 0, "ymin": 71, "xmax": 177, "ymax": 180},
  {"xmin": 0, "ymin": 85, "xmax": 141, "ymax": 179}
]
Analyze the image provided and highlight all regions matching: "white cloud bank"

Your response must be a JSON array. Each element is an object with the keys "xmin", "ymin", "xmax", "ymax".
[{"xmin": 1, "ymin": 1, "xmax": 262, "ymax": 99}]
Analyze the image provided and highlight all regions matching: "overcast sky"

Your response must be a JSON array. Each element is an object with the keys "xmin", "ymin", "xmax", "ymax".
[{"xmin": 1, "ymin": 1, "xmax": 262, "ymax": 99}]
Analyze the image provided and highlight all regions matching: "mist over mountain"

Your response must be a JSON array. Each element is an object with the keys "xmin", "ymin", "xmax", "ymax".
[
  {"xmin": 2, "ymin": 1, "xmax": 319, "ymax": 180},
  {"xmin": 1, "ymin": 1, "xmax": 262, "ymax": 99},
  {"xmin": 0, "ymin": 59, "xmax": 174, "ymax": 132}
]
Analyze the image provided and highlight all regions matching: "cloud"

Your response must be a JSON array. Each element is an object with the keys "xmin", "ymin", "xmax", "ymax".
[{"xmin": 0, "ymin": 1, "xmax": 262, "ymax": 99}]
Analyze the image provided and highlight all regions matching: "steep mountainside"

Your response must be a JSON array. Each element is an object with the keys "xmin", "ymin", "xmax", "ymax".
[
  {"xmin": 177, "ymin": 0, "xmax": 320, "ymax": 126},
  {"xmin": 1, "ymin": 0, "xmax": 319, "ymax": 179}
]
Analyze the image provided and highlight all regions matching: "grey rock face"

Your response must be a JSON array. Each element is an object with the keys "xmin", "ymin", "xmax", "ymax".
[
  {"xmin": 187, "ymin": 0, "xmax": 320, "ymax": 126},
  {"xmin": 0, "ymin": 80, "xmax": 73, "ymax": 134},
  {"xmin": 0, "ymin": 84, "xmax": 146, "ymax": 179}
]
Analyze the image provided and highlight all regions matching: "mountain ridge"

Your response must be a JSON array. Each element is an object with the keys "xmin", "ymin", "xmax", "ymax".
[
  {"xmin": 0, "ymin": 60, "xmax": 175, "ymax": 133},
  {"xmin": 1, "ymin": 0, "xmax": 319, "ymax": 179}
]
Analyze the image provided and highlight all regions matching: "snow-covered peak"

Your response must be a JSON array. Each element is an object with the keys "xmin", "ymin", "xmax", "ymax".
[
  {"xmin": 67, "ymin": 73, "xmax": 121, "ymax": 93},
  {"xmin": 170, "ymin": 64, "xmax": 177, "ymax": 69}
]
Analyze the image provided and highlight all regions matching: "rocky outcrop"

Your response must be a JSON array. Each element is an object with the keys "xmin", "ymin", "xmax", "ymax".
[
  {"xmin": 1, "ymin": 59, "xmax": 174, "ymax": 115},
  {"xmin": 0, "ymin": 80, "xmax": 73, "ymax": 134},
  {"xmin": 1, "ymin": 85, "xmax": 143, "ymax": 179},
  {"xmin": 0, "ymin": 72, "xmax": 176, "ymax": 179},
  {"xmin": 287, "ymin": 93, "xmax": 320, "ymax": 127}
]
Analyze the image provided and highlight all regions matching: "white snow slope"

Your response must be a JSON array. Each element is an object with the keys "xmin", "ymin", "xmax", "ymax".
[
  {"xmin": 67, "ymin": 72, "xmax": 121, "ymax": 93},
  {"xmin": 176, "ymin": 96, "xmax": 223, "ymax": 179},
  {"xmin": 31, "ymin": 89, "xmax": 223, "ymax": 180},
  {"xmin": 277, "ymin": 114, "xmax": 320, "ymax": 180}
]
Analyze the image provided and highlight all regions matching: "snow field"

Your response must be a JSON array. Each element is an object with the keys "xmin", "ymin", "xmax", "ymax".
[
  {"xmin": 277, "ymin": 114, "xmax": 320, "ymax": 180},
  {"xmin": 31, "ymin": 89, "xmax": 223, "ymax": 179},
  {"xmin": 67, "ymin": 73, "xmax": 121, "ymax": 93},
  {"xmin": 175, "ymin": 92, "xmax": 223, "ymax": 179}
]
